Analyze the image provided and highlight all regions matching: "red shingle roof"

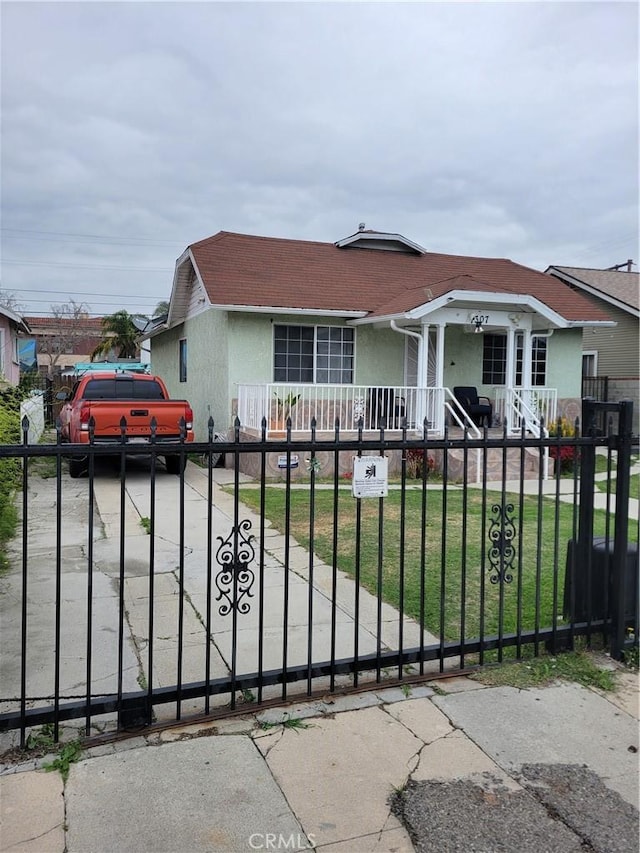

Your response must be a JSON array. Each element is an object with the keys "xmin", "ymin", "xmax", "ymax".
[
  {"xmin": 188, "ymin": 231, "xmax": 612, "ymax": 324},
  {"xmin": 25, "ymin": 315, "xmax": 105, "ymax": 331}
]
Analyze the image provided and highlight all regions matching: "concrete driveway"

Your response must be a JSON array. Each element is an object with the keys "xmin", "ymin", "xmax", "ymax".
[{"xmin": 0, "ymin": 459, "xmax": 433, "ymax": 736}]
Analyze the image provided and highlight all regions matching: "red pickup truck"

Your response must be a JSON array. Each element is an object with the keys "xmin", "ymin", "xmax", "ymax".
[{"xmin": 57, "ymin": 372, "xmax": 194, "ymax": 477}]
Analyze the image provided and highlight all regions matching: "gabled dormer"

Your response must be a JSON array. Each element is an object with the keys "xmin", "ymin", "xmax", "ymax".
[{"xmin": 335, "ymin": 225, "xmax": 426, "ymax": 255}]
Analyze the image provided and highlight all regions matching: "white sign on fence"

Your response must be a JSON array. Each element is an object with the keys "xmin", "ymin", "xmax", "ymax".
[
  {"xmin": 352, "ymin": 455, "xmax": 388, "ymax": 498},
  {"xmin": 278, "ymin": 454, "xmax": 299, "ymax": 469}
]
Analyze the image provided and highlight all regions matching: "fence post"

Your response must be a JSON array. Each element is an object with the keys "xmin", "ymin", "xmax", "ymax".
[
  {"xmin": 610, "ymin": 400, "xmax": 634, "ymax": 659},
  {"xmin": 579, "ymin": 398, "xmax": 597, "ymax": 544}
]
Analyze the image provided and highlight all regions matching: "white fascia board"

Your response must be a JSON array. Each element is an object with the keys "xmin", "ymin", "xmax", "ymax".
[
  {"xmin": 405, "ymin": 290, "xmax": 572, "ymax": 328},
  {"xmin": 567, "ymin": 320, "xmax": 617, "ymax": 328},
  {"xmin": 547, "ymin": 269, "xmax": 639, "ymax": 318},
  {"xmin": 0, "ymin": 304, "xmax": 29, "ymax": 331},
  {"xmin": 350, "ymin": 313, "xmax": 403, "ymax": 326},
  {"xmin": 334, "ymin": 232, "xmax": 426, "ymax": 254},
  {"xmin": 166, "ymin": 253, "xmax": 190, "ymax": 327},
  {"xmin": 167, "ymin": 248, "xmax": 209, "ymax": 327},
  {"xmin": 214, "ymin": 304, "xmax": 368, "ymax": 318}
]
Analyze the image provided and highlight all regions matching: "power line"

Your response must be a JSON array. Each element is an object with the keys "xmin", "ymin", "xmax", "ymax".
[
  {"xmin": 5, "ymin": 287, "xmax": 163, "ymax": 299},
  {"xmin": 3, "ymin": 259, "xmax": 172, "ymax": 272},
  {"xmin": 1, "ymin": 227, "xmax": 187, "ymax": 246},
  {"xmin": 20, "ymin": 297, "xmax": 160, "ymax": 307},
  {"xmin": 572, "ymin": 232, "xmax": 639, "ymax": 262}
]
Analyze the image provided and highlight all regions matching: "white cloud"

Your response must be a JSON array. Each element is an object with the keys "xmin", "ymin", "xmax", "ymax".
[{"xmin": 1, "ymin": 0, "xmax": 637, "ymax": 315}]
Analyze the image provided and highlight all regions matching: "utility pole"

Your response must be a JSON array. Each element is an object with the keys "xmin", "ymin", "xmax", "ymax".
[{"xmin": 606, "ymin": 259, "xmax": 635, "ymax": 272}]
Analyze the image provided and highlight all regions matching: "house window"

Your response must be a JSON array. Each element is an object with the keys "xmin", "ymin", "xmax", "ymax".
[
  {"xmin": 515, "ymin": 334, "xmax": 547, "ymax": 386},
  {"xmin": 531, "ymin": 337, "xmax": 547, "ymax": 386},
  {"xmin": 274, "ymin": 325, "xmax": 354, "ymax": 384},
  {"xmin": 482, "ymin": 334, "xmax": 506, "ymax": 385},
  {"xmin": 179, "ymin": 338, "xmax": 187, "ymax": 382},
  {"xmin": 582, "ymin": 351, "xmax": 597, "ymax": 377}
]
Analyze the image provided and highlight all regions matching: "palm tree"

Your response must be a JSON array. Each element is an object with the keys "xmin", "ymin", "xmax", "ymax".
[{"xmin": 91, "ymin": 310, "xmax": 139, "ymax": 360}]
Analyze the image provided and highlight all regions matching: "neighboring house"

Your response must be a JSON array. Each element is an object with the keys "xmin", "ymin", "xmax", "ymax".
[
  {"xmin": 545, "ymin": 265, "xmax": 639, "ymax": 434},
  {"xmin": 24, "ymin": 315, "xmax": 106, "ymax": 377},
  {"xmin": 149, "ymin": 229, "xmax": 615, "ymax": 445},
  {"xmin": 0, "ymin": 305, "xmax": 30, "ymax": 386}
]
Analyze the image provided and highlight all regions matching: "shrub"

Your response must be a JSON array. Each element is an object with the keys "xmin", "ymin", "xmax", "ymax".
[
  {"xmin": 549, "ymin": 444, "xmax": 580, "ymax": 474},
  {"xmin": 0, "ymin": 386, "xmax": 27, "ymax": 571},
  {"xmin": 549, "ymin": 417, "xmax": 577, "ymax": 438},
  {"xmin": 549, "ymin": 417, "xmax": 580, "ymax": 473},
  {"xmin": 405, "ymin": 449, "xmax": 436, "ymax": 479}
]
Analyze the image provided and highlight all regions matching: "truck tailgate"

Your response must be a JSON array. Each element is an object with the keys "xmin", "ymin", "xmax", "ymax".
[{"xmin": 85, "ymin": 401, "xmax": 190, "ymax": 438}]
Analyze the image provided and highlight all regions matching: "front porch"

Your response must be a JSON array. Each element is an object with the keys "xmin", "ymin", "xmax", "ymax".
[{"xmin": 236, "ymin": 383, "xmax": 558, "ymax": 439}]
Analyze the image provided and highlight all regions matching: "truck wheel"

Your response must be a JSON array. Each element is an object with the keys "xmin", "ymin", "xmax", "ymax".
[
  {"xmin": 68, "ymin": 457, "xmax": 86, "ymax": 478},
  {"xmin": 165, "ymin": 455, "xmax": 185, "ymax": 475}
]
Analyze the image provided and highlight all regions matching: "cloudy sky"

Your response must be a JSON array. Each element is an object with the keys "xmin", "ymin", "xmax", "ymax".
[{"xmin": 1, "ymin": 1, "xmax": 638, "ymax": 318}]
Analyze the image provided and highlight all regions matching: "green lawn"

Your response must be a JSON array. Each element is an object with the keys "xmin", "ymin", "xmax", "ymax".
[
  {"xmin": 236, "ymin": 485, "xmax": 636, "ymax": 642},
  {"xmin": 595, "ymin": 472, "xmax": 639, "ymax": 498}
]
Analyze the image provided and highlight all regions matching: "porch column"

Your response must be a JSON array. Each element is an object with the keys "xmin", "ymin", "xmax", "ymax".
[
  {"xmin": 436, "ymin": 324, "xmax": 445, "ymax": 388},
  {"xmin": 419, "ymin": 323, "xmax": 429, "ymax": 387},
  {"xmin": 505, "ymin": 326, "xmax": 516, "ymax": 431},
  {"xmin": 505, "ymin": 326, "xmax": 516, "ymax": 388},
  {"xmin": 522, "ymin": 328, "xmax": 532, "ymax": 387}
]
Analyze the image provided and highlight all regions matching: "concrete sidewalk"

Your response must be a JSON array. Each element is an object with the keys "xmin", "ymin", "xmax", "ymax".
[
  {"xmin": 1, "ymin": 664, "xmax": 638, "ymax": 852},
  {"xmin": 1, "ymin": 456, "xmax": 638, "ymax": 851}
]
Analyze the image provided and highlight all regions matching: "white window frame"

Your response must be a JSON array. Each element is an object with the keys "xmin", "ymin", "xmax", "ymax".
[
  {"xmin": 582, "ymin": 350, "xmax": 598, "ymax": 377},
  {"xmin": 273, "ymin": 324, "xmax": 355, "ymax": 384},
  {"xmin": 179, "ymin": 338, "xmax": 187, "ymax": 383}
]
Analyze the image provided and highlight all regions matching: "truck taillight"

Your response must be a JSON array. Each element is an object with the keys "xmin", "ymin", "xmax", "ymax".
[
  {"xmin": 185, "ymin": 405, "xmax": 193, "ymax": 431},
  {"xmin": 80, "ymin": 403, "xmax": 91, "ymax": 431}
]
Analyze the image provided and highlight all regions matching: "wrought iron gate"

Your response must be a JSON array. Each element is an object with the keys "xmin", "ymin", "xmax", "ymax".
[{"xmin": 0, "ymin": 400, "xmax": 636, "ymax": 745}]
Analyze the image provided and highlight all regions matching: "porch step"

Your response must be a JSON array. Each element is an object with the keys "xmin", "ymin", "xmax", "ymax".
[{"xmin": 444, "ymin": 445, "xmax": 552, "ymax": 482}]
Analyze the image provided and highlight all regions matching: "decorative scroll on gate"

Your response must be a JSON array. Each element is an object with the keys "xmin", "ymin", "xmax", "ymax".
[
  {"xmin": 215, "ymin": 519, "xmax": 256, "ymax": 615},
  {"xmin": 487, "ymin": 503, "xmax": 516, "ymax": 584}
]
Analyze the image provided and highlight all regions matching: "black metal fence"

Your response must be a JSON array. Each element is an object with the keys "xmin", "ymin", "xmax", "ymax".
[{"xmin": 0, "ymin": 400, "xmax": 637, "ymax": 745}]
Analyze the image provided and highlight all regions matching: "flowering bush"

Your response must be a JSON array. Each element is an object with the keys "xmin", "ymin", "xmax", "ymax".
[
  {"xmin": 549, "ymin": 417, "xmax": 576, "ymax": 438},
  {"xmin": 549, "ymin": 418, "xmax": 579, "ymax": 473},
  {"xmin": 405, "ymin": 449, "xmax": 436, "ymax": 479},
  {"xmin": 549, "ymin": 444, "xmax": 579, "ymax": 473}
]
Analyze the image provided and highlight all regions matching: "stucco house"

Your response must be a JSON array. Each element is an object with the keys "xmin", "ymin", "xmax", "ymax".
[
  {"xmin": 545, "ymin": 265, "xmax": 639, "ymax": 434},
  {"xmin": 0, "ymin": 305, "xmax": 30, "ymax": 387},
  {"xmin": 149, "ymin": 229, "xmax": 614, "ymax": 446}
]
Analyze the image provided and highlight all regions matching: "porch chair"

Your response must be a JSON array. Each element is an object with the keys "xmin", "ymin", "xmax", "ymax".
[
  {"xmin": 453, "ymin": 386, "xmax": 493, "ymax": 427},
  {"xmin": 367, "ymin": 389, "xmax": 406, "ymax": 429}
]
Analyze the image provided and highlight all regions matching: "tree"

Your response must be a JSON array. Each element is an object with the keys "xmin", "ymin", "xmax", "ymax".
[
  {"xmin": 153, "ymin": 300, "xmax": 170, "ymax": 318},
  {"xmin": 0, "ymin": 289, "xmax": 24, "ymax": 313},
  {"xmin": 37, "ymin": 300, "xmax": 93, "ymax": 377},
  {"xmin": 91, "ymin": 310, "xmax": 140, "ymax": 360}
]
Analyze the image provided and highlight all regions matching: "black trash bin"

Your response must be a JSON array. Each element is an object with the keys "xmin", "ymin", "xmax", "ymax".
[{"xmin": 564, "ymin": 537, "xmax": 639, "ymax": 622}]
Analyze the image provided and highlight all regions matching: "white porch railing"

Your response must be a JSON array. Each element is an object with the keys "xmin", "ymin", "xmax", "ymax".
[
  {"xmin": 494, "ymin": 388, "xmax": 557, "ymax": 436},
  {"xmin": 236, "ymin": 384, "xmax": 447, "ymax": 435}
]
